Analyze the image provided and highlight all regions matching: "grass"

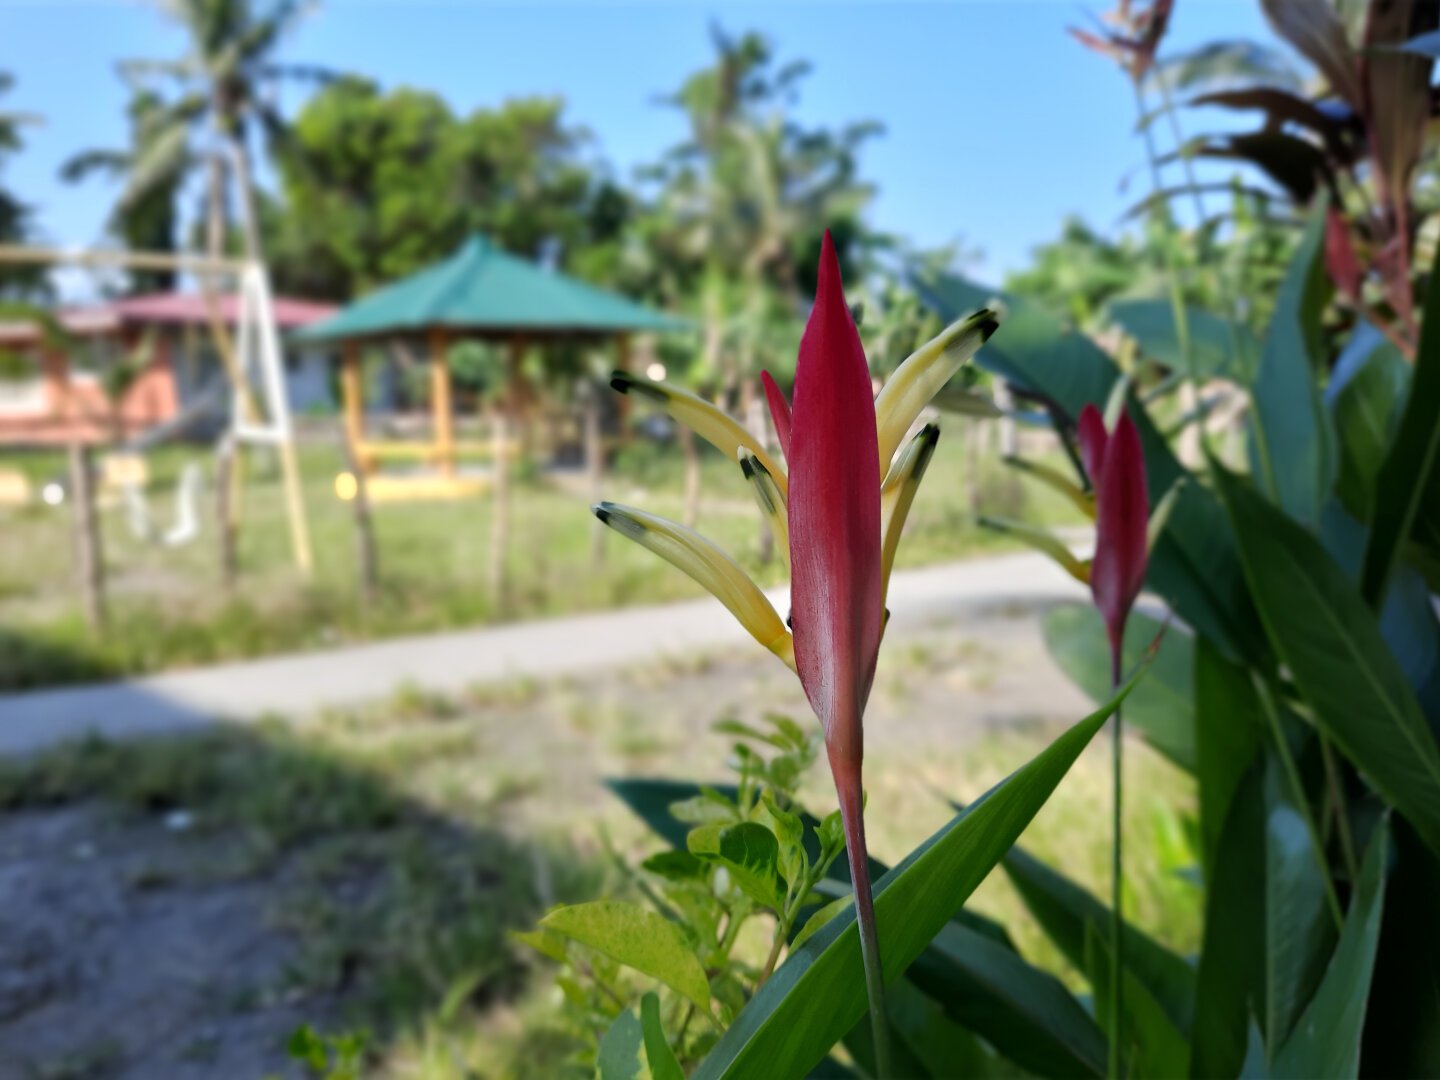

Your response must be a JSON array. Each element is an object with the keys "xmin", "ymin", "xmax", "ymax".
[
  {"xmin": 0, "ymin": 422, "xmax": 1081, "ymax": 689},
  {"xmin": 0, "ymin": 611, "xmax": 1199, "ymax": 1078}
]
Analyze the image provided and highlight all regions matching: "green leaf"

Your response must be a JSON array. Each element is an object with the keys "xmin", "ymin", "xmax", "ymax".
[
  {"xmin": 1246, "ymin": 208, "xmax": 1334, "ymax": 526},
  {"xmin": 542, "ymin": 902, "xmax": 711, "ymax": 1013},
  {"xmin": 643, "ymin": 850, "xmax": 708, "ymax": 881},
  {"xmin": 641, "ymin": 992, "xmax": 685, "ymax": 1080},
  {"xmin": 1360, "ymin": 819, "xmax": 1440, "ymax": 1076},
  {"xmin": 691, "ymin": 673, "xmax": 1141, "ymax": 1080},
  {"xmin": 1107, "ymin": 296, "xmax": 1259, "ymax": 380},
  {"xmin": 1264, "ymin": 751, "xmax": 1338, "ymax": 1048},
  {"xmin": 913, "ymin": 269, "xmax": 1263, "ymax": 662},
  {"xmin": 1086, "ymin": 921, "xmax": 1191, "ymax": 1079},
  {"xmin": 1272, "ymin": 820, "xmax": 1391, "ymax": 1078},
  {"xmin": 1214, "ymin": 464, "xmax": 1440, "ymax": 859},
  {"xmin": 599, "ymin": 1007, "xmax": 650, "ymax": 1080},
  {"xmin": 1001, "ymin": 844, "xmax": 1196, "ymax": 1037},
  {"xmin": 1194, "ymin": 638, "xmax": 1264, "ymax": 882},
  {"xmin": 1328, "ymin": 328, "xmax": 1409, "ymax": 520},
  {"xmin": 910, "ymin": 919, "xmax": 1107, "ymax": 1077},
  {"xmin": 1191, "ymin": 761, "xmax": 1267, "ymax": 1080},
  {"xmin": 1043, "ymin": 602, "xmax": 1195, "ymax": 771},
  {"xmin": 792, "ymin": 895, "xmax": 852, "ymax": 952},
  {"xmin": 1362, "ymin": 259, "xmax": 1440, "ymax": 605},
  {"xmin": 511, "ymin": 925, "xmax": 569, "ymax": 963},
  {"xmin": 710, "ymin": 822, "xmax": 785, "ymax": 910},
  {"xmin": 884, "ymin": 978, "xmax": 997, "ymax": 1078}
]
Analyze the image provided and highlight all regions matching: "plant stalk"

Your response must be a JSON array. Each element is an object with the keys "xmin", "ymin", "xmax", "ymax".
[
  {"xmin": 1108, "ymin": 644, "xmax": 1124, "ymax": 1080},
  {"xmin": 837, "ymin": 777, "xmax": 890, "ymax": 1079}
]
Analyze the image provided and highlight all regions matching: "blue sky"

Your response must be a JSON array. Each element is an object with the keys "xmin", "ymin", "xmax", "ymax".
[{"xmin": 2, "ymin": 1, "xmax": 1285, "ymax": 287}]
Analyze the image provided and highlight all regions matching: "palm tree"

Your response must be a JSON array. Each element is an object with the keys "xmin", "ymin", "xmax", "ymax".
[
  {"xmin": 0, "ymin": 72, "xmax": 47, "ymax": 298},
  {"xmin": 119, "ymin": 0, "xmax": 330, "ymax": 264},
  {"xmin": 61, "ymin": 88, "xmax": 189, "ymax": 293}
]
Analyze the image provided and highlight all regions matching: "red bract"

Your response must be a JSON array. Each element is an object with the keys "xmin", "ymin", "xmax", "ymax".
[
  {"xmin": 788, "ymin": 230, "xmax": 884, "ymax": 782},
  {"xmin": 1080, "ymin": 404, "xmax": 1150, "ymax": 652},
  {"xmin": 761, "ymin": 370, "xmax": 793, "ymax": 459}
]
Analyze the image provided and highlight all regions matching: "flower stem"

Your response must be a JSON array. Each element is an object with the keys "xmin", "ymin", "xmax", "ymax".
[
  {"xmin": 838, "ymin": 778, "xmax": 890, "ymax": 1079},
  {"xmin": 1108, "ymin": 645, "xmax": 1124, "ymax": 1080}
]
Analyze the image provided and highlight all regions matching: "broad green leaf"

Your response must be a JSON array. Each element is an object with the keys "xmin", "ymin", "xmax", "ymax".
[
  {"xmin": 1246, "ymin": 209, "xmax": 1334, "ymax": 526},
  {"xmin": 709, "ymin": 823, "xmax": 785, "ymax": 910},
  {"xmin": 1360, "ymin": 819, "xmax": 1440, "ymax": 1076},
  {"xmin": 1107, "ymin": 296, "xmax": 1259, "ymax": 381},
  {"xmin": 1191, "ymin": 761, "xmax": 1267, "ymax": 1080},
  {"xmin": 1087, "ymin": 921, "xmax": 1191, "ymax": 1079},
  {"xmin": 910, "ymin": 918, "xmax": 1107, "ymax": 1077},
  {"xmin": 1214, "ymin": 465, "xmax": 1440, "ymax": 859},
  {"xmin": 692, "ymin": 673, "xmax": 1141, "ymax": 1080},
  {"xmin": 1264, "ymin": 751, "xmax": 1337, "ymax": 1048},
  {"xmin": 599, "ymin": 1007, "xmax": 650, "ymax": 1080},
  {"xmin": 511, "ymin": 926, "xmax": 568, "ymax": 963},
  {"xmin": 1327, "ymin": 329, "xmax": 1408, "ymax": 519},
  {"xmin": 913, "ymin": 269, "xmax": 1263, "ymax": 662},
  {"xmin": 642, "ymin": 850, "xmax": 708, "ymax": 881},
  {"xmin": 1043, "ymin": 602, "xmax": 1195, "ymax": 771},
  {"xmin": 1194, "ymin": 638, "xmax": 1263, "ymax": 881},
  {"xmin": 792, "ymin": 895, "xmax": 851, "ymax": 952},
  {"xmin": 542, "ymin": 902, "xmax": 711, "ymax": 1013},
  {"xmin": 1362, "ymin": 261, "xmax": 1440, "ymax": 605},
  {"xmin": 641, "ymin": 992, "xmax": 685, "ymax": 1080},
  {"xmin": 1001, "ymin": 844, "xmax": 1196, "ymax": 1036},
  {"xmin": 1272, "ymin": 819, "xmax": 1391, "ymax": 1078}
]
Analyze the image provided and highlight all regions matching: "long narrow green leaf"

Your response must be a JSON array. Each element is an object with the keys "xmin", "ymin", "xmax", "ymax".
[
  {"xmin": 1087, "ymin": 921, "xmax": 1191, "ymax": 1078},
  {"xmin": 641, "ymin": 992, "xmax": 685, "ymax": 1080},
  {"xmin": 1194, "ymin": 639, "xmax": 1264, "ymax": 882},
  {"xmin": 1246, "ymin": 209, "xmax": 1334, "ymax": 526},
  {"xmin": 1191, "ymin": 762, "xmax": 1267, "ymax": 1080},
  {"xmin": 1263, "ymin": 751, "xmax": 1338, "ymax": 1048},
  {"xmin": 1271, "ymin": 819, "xmax": 1391, "ymax": 1078},
  {"xmin": 1214, "ymin": 465, "xmax": 1440, "ymax": 859},
  {"xmin": 1001, "ymin": 845, "xmax": 1197, "ymax": 1037},
  {"xmin": 691, "ymin": 673, "xmax": 1143, "ymax": 1080},
  {"xmin": 1362, "ymin": 264, "xmax": 1440, "ymax": 605}
]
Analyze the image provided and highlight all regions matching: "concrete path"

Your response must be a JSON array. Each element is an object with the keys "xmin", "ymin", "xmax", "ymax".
[{"xmin": 0, "ymin": 551, "xmax": 1087, "ymax": 756}]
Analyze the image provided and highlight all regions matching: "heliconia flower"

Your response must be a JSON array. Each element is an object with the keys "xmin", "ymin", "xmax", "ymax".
[
  {"xmin": 596, "ymin": 230, "xmax": 999, "ymax": 1055},
  {"xmin": 1077, "ymin": 403, "xmax": 1150, "ymax": 653}
]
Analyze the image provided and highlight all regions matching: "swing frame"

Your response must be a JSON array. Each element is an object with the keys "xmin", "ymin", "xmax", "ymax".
[{"xmin": 0, "ymin": 244, "xmax": 313, "ymax": 574}]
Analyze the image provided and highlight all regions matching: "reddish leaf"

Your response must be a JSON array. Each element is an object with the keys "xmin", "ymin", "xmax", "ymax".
[{"xmin": 760, "ymin": 370, "xmax": 792, "ymax": 460}]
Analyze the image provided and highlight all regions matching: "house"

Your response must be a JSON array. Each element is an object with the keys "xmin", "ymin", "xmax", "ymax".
[{"xmin": 0, "ymin": 291, "xmax": 337, "ymax": 446}]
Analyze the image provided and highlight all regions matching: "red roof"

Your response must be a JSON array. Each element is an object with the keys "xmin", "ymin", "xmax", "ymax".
[{"xmin": 108, "ymin": 292, "xmax": 337, "ymax": 328}]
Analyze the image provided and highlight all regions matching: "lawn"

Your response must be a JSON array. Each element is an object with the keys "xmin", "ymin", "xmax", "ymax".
[
  {"xmin": 0, "ymin": 421, "xmax": 1081, "ymax": 690},
  {"xmin": 0, "ymin": 599, "xmax": 1199, "ymax": 1077}
]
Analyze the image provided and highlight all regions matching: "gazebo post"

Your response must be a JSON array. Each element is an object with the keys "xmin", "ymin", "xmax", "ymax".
[
  {"xmin": 490, "ymin": 334, "xmax": 524, "ymax": 611},
  {"xmin": 429, "ymin": 327, "xmax": 455, "ymax": 477},
  {"xmin": 341, "ymin": 340, "xmax": 365, "ymax": 468},
  {"xmin": 614, "ymin": 331, "xmax": 633, "ymax": 445}
]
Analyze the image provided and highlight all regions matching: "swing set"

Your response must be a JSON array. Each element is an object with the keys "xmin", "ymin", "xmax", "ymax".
[{"xmin": 0, "ymin": 244, "xmax": 313, "ymax": 574}]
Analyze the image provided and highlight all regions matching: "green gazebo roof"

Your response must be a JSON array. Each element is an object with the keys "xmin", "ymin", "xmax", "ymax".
[{"xmin": 295, "ymin": 235, "xmax": 689, "ymax": 343}]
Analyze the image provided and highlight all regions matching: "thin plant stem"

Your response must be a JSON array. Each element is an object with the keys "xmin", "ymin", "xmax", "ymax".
[
  {"xmin": 1319, "ymin": 735, "xmax": 1360, "ymax": 882},
  {"xmin": 1108, "ymin": 645, "xmax": 1124, "ymax": 1080},
  {"xmin": 757, "ymin": 923, "xmax": 787, "ymax": 988},
  {"xmin": 1253, "ymin": 674, "xmax": 1345, "ymax": 932},
  {"xmin": 838, "ymin": 779, "xmax": 890, "ymax": 1079}
]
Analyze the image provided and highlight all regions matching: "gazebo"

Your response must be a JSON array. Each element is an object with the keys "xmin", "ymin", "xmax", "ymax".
[
  {"xmin": 297, "ymin": 234, "xmax": 686, "ymax": 485},
  {"xmin": 294, "ymin": 234, "xmax": 688, "ymax": 601}
]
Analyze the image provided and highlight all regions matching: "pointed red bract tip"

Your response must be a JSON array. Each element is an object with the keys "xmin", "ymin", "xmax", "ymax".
[
  {"xmin": 1090, "ymin": 409, "xmax": 1150, "ymax": 651},
  {"xmin": 1077, "ymin": 404, "xmax": 1109, "ymax": 491},
  {"xmin": 788, "ymin": 230, "xmax": 883, "ymax": 772},
  {"xmin": 761, "ymin": 370, "xmax": 793, "ymax": 460}
]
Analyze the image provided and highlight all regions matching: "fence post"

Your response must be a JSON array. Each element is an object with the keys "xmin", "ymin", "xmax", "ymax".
[
  {"xmin": 216, "ymin": 435, "xmax": 238, "ymax": 588},
  {"xmin": 340, "ymin": 431, "xmax": 379, "ymax": 610},
  {"xmin": 68, "ymin": 442, "xmax": 106, "ymax": 634}
]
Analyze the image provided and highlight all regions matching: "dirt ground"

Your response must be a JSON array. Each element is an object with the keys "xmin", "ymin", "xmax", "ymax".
[{"xmin": 0, "ymin": 596, "xmax": 1195, "ymax": 1078}]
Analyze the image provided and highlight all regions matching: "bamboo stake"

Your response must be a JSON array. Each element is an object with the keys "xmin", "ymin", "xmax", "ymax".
[{"xmin": 68, "ymin": 442, "xmax": 106, "ymax": 635}]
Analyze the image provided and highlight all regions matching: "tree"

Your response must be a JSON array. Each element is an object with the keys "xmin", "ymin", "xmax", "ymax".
[
  {"xmin": 0, "ymin": 72, "xmax": 46, "ymax": 299},
  {"xmin": 61, "ymin": 87, "xmax": 187, "ymax": 293},
  {"xmin": 266, "ymin": 79, "xmax": 617, "ymax": 300},
  {"xmin": 120, "ymin": 0, "xmax": 329, "ymax": 265}
]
